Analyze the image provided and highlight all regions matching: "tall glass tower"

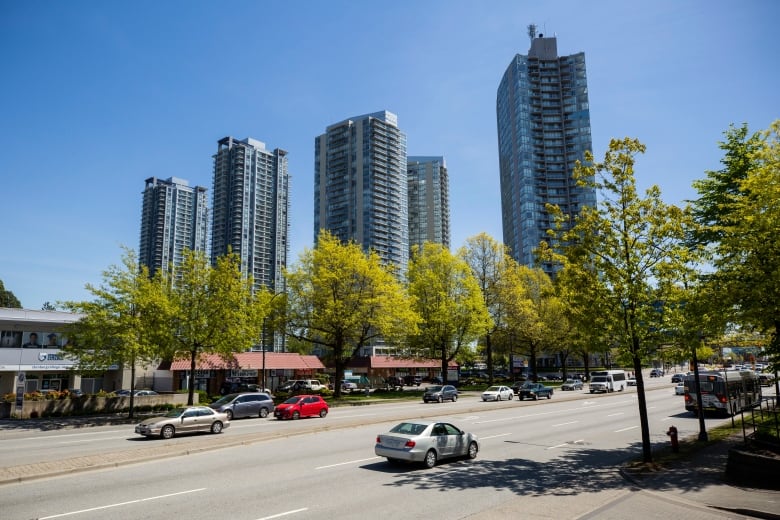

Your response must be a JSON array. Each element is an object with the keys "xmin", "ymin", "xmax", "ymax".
[
  {"xmin": 139, "ymin": 176, "xmax": 208, "ymax": 276},
  {"xmin": 211, "ymin": 136, "xmax": 289, "ymax": 296},
  {"xmin": 314, "ymin": 111, "xmax": 408, "ymax": 272},
  {"xmin": 496, "ymin": 28, "xmax": 595, "ymax": 274},
  {"xmin": 407, "ymin": 156, "xmax": 450, "ymax": 252}
]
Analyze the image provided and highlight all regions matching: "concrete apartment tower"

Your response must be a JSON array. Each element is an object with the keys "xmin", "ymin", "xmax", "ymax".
[
  {"xmin": 139, "ymin": 176, "xmax": 208, "ymax": 276},
  {"xmin": 314, "ymin": 111, "xmax": 409, "ymax": 272},
  {"xmin": 407, "ymin": 156, "xmax": 450, "ymax": 252},
  {"xmin": 210, "ymin": 136, "xmax": 290, "ymax": 298},
  {"xmin": 496, "ymin": 26, "xmax": 596, "ymax": 274}
]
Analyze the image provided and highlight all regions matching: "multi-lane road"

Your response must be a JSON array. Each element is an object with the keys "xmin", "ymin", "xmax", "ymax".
[{"xmin": 0, "ymin": 379, "xmax": 747, "ymax": 519}]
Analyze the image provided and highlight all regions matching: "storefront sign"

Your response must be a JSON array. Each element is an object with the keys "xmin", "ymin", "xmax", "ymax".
[{"xmin": 230, "ymin": 369, "xmax": 258, "ymax": 378}]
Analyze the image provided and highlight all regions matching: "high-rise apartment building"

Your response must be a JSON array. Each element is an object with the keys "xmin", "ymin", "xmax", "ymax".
[
  {"xmin": 407, "ymin": 156, "xmax": 450, "ymax": 252},
  {"xmin": 139, "ymin": 176, "xmax": 208, "ymax": 276},
  {"xmin": 211, "ymin": 137, "xmax": 289, "ymax": 297},
  {"xmin": 314, "ymin": 111, "xmax": 409, "ymax": 271},
  {"xmin": 496, "ymin": 28, "xmax": 596, "ymax": 274}
]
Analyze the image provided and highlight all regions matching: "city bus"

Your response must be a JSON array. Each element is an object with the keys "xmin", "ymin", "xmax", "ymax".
[{"xmin": 684, "ymin": 370, "xmax": 761, "ymax": 416}]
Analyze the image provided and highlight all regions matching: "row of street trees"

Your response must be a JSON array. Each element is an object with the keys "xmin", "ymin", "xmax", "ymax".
[{"xmin": 60, "ymin": 121, "xmax": 778, "ymax": 463}]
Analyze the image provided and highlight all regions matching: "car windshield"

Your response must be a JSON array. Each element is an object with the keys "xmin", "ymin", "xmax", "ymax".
[
  {"xmin": 427, "ymin": 386, "xmax": 443, "ymax": 392},
  {"xmin": 211, "ymin": 394, "xmax": 238, "ymax": 405},
  {"xmin": 390, "ymin": 422, "xmax": 428, "ymax": 435},
  {"xmin": 164, "ymin": 408, "xmax": 187, "ymax": 418},
  {"xmin": 591, "ymin": 376, "xmax": 607, "ymax": 382},
  {"xmin": 486, "ymin": 386, "xmax": 501, "ymax": 391},
  {"xmin": 283, "ymin": 396, "xmax": 302, "ymax": 404}
]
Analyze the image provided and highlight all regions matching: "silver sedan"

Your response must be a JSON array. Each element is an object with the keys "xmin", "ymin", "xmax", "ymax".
[
  {"xmin": 135, "ymin": 406, "xmax": 230, "ymax": 439},
  {"xmin": 375, "ymin": 420, "xmax": 479, "ymax": 468}
]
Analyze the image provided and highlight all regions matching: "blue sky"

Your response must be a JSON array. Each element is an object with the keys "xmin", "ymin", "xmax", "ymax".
[{"xmin": 1, "ymin": 1, "xmax": 777, "ymax": 309}]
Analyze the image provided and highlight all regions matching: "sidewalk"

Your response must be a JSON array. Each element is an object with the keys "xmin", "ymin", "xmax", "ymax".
[{"xmin": 621, "ymin": 434, "xmax": 780, "ymax": 519}]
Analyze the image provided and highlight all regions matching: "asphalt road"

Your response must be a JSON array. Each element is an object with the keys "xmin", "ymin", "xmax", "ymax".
[{"xmin": 0, "ymin": 378, "xmax": 741, "ymax": 520}]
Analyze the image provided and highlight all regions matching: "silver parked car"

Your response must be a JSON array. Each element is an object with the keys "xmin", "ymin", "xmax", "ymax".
[
  {"xmin": 560, "ymin": 379, "xmax": 584, "ymax": 391},
  {"xmin": 375, "ymin": 420, "xmax": 479, "ymax": 468},
  {"xmin": 209, "ymin": 392, "xmax": 274, "ymax": 420},
  {"xmin": 481, "ymin": 385, "xmax": 514, "ymax": 401},
  {"xmin": 135, "ymin": 406, "xmax": 230, "ymax": 439}
]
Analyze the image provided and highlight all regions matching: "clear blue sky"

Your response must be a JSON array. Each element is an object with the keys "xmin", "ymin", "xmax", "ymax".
[{"xmin": 1, "ymin": 1, "xmax": 777, "ymax": 310}]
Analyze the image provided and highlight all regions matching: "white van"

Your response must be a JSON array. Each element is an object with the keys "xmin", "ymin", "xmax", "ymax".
[{"xmin": 589, "ymin": 370, "xmax": 627, "ymax": 393}]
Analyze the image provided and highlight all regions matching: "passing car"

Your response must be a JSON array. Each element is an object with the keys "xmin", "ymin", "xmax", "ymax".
[
  {"xmin": 385, "ymin": 376, "xmax": 404, "ymax": 390},
  {"xmin": 133, "ymin": 390, "xmax": 158, "ymax": 396},
  {"xmin": 274, "ymin": 394, "xmax": 328, "ymax": 420},
  {"xmin": 560, "ymin": 379, "xmax": 584, "ymax": 391},
  {"xmin": 650, "ymin": 369, "xmax": 663, "ymax": 377},
  {"xmin": 674, "ymin": 382, "xmax": 685, "ymax": 395},
  {"xmin": 423, "ymin": 385, "xmax": 458, "ymax": 403},
  {"xmin": 671, "ymin": 373, "xmax": 685, "ymax": 383},
  {"xmin": 517, "ymin": 382, "xmax": 553, "ymax": 400},
  {"xmin": 209, "ymin": 392, "xmax": 274, "ymax": 419},
  {"xmin": 114, "ymin": 389, "xmax": 132, "ymax": 397},
  {"xmin": 481, "ymin": 385, "xmax": 513, "ymax": 401},
  {"xmin": 135, "ymin": 406, "xmax": 229, "ymax": 439},
  {"xmin": 627, "ymin": 376, "xmax": 637, "ymax": 386},
  {"xmin": 375, "ymin": 420, "xmax": 479, "ymax": 468}
]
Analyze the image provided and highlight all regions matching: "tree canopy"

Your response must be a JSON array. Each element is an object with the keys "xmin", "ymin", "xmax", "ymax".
[
  {"xmin": 284, "ymin": 231, "xmax": 418, "ymax": 397},
  {"xmin": 407, "ymin": 242, "xmax": 491, "ymax": 381}
]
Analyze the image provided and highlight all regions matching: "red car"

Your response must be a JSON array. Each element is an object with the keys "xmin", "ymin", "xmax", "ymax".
[{"xmin": 274, "ymin": 394, "xmax": 329, "ymax": 420}]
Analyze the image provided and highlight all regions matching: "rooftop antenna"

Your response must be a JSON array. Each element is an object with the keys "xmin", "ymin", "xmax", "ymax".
[{"xmin": 527, "ymin": 24, "xmax": 537, "ymax": 42}]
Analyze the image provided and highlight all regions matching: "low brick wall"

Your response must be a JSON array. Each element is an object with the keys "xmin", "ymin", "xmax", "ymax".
[
  {"xmin": 0, "ymin": 393, "xmax": 194, "ymax": 419},
  {"xmin": 726, "ymin": 446, "xmax": 780, "ymax": 489}
]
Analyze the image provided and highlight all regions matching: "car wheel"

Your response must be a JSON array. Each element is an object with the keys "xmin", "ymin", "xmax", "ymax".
[
  {"xmin": 211, "ymin": 421, "xmax": 223, "ymax": 434},
  {"xmin": 424, "ymin": 449, "xmax": 437, "ymax": 469},
  {"xmin": 225, "ymin": 409, "xmax": 234, "ymax": 421},
  {"xmin": 437, "ymin": 396, "xmax": 443, "ymax": 403},
  {"xmin": 259, "ymin": 408, "xmax": 269, "ymax": 418},
  {"xmin": 292, "ymin": 411, "xmax": 300, "ymax": 420},
  {"xmin": 497, "ymin": 394, "xmax": 502, "ymax": 401},
  {"xmin": 467, "ymin": 441, "xmax": 478, "ymax": 459},
  {"xmin": 161, "ymin": 425, "xmax": 175, "ymax": 439},
  {"xmin": 319, "ymin": 409, "xmax": 328, "ymax": 418},
  {"xmin": 534, "ymin": 394, "xmax": 539, "ymax": 401},
  {"xmin": 482, "ymin": 398, "xmax": 487, "ymax": 402},
  {"xmin": 547, "ymin": 392, "xmax": 552, "ymax": 399},
  {"xmin": 509, "ymin": 394, "xmax": 513, "ymax": 400},
  {"xmin": 452, "ymin": 394, "xmax": 457, "ymax": 402}
]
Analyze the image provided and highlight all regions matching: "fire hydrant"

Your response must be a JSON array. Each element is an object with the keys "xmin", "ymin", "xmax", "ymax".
[{"xmin": 666, "ymin": 425, "xmax": 679, "ymax": 453}]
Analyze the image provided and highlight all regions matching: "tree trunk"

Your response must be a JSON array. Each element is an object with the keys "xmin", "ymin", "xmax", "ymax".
[
  {"xmin": 188, "ymin": 348, "xmax": 197, "ymax": 406},
  {"xmin": 485, "ymin": 333, "xmax": 494, "ymax": 384},
  {"xmin": 633, "ymin": 345, "xmax": 653, "ymax": 463},
  {"xmin": 128, "ymin": 363, "xmax": 136, "ymax": 419}
]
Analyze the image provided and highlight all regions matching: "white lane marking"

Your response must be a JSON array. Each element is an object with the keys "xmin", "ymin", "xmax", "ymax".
[
  {"xmin": 480, "ymin": 433, "xmax": 512, "ymax": 440},
  {"xmin": 315, "ymin": 456, "xmax": 380, "ymax": 470},
  {"xmin": 552, "ymin": 421, "xmax": 578, "ymax": 427},
  {"xmin": 606, "ymin": 413, "xmax": 624, "ymax": 417},
  {"xmin": 38, "ymin": 488, "xmax": 206, "ymax": 519},
  {"xmin": 546, "ymin": 439, "xmax": 584, "ymax": 450},
  {"xmin": 615, "ymin": 426, "xmax": 639, "ymax": 433},
  {"xmin": 661, "ymin": 416, "xmax": 675, "ymax": 421},
  {"xmin": 255, "ymin": 508, "xmax": 309, "ymax": 520}
]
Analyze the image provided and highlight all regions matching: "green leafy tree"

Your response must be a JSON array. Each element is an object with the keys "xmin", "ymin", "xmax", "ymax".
[
  {"xmin": 41, "ymin": 301, "xmax": 57, "ymax": 311},
  {"xmin": 700, "ymin": 121, "xmax": 780, "ymax": 371},
  {"xmin": 500, "ymin": 261, "xmax": 565, "ymax": 381},
  {"xmin": 407, "ymin": 242, "xmax": 491, "ymax": 381},
  {"xmin": 550, "ymin": 138, "xmax": 694, "ymax": 463},
  {"xmin": 460, "ymin": 233, "xmax": 510, "ymax": 383},
  {"xmin": 0, "ymin": 280, "xmax": 22, "ymax": 308},
  {"xmin": 63, "ymin": 249, "xmax": 171, "ymax": 418},
  {"xmin": 284, "ymin": 231, "xmax": 418, "ymax": 397},
  {"xmin": 168, "ymin": 250, "xmax": 268, "ymax": 406}
]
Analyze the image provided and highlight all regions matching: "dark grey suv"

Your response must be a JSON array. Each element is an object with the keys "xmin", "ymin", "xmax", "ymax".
[
  {"xmin": 423, "ymin": 385, "xmax": 458, "ymax": 403},
  {"xmin": 209, "ymin": 392, "xmax": 274, "ymax": 420}
]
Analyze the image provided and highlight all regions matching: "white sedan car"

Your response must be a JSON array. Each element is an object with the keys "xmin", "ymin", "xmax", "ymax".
[
  {"xmin": 481, "ymin": 385, "xmax": 514, "ymax": 401},
  {"xmin": 675, "ymin": 382, "xmax": 685, "ymax": 395},
  {"xmin": 375, "ymin": 420, "xmax": 479, "ymax": 468}
]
